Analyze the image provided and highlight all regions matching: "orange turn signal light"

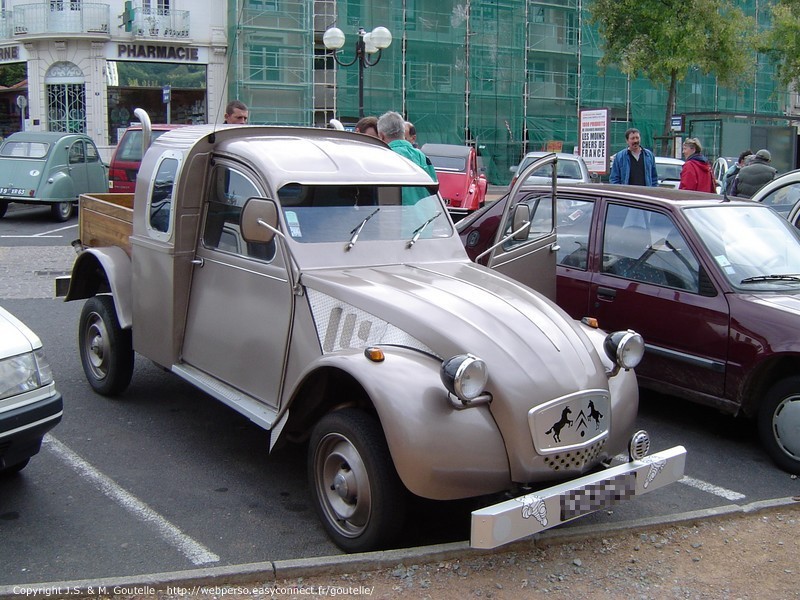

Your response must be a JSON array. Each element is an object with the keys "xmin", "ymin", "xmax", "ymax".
[
  {"xmin": 581, "ymin": 316, "xmax": 599, "ymax": 328},
  {"xmin": 364, "ymin": 347, "xmax": 385, "ymax": 362}
]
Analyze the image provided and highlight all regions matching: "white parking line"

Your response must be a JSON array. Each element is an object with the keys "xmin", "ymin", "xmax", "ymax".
[
  {"xmin": 614, "ymin": 454, "xmax": 746, "ymax": 501},
  {"xmin": 1, "ymin": 223, "xmax": 78, "ymax": 238},
  {"xmin": 43, "ymin": 435, "xmax": 220, "ymax": 565},
  {"xmin": 679, "ymin": 476, "xmax": 746, "ymax": 501}
]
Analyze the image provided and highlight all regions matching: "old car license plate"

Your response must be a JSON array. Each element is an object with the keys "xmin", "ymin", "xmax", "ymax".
[{"xmin": 0, "ymin": 187, "xmax": 27, "ymax": 196}]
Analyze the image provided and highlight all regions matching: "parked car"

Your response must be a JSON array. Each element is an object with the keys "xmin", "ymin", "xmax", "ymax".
[
  {"xmin": 458, "ymin": 182, "xmax": 800, "ymax": 474},
  {"xmin": 509, "ymin": 152, "xmax": 591, "ymax": 189},
  {"xmin": 108, "ymin": 124, "xmax": 182, "ymax": 193},
  {"xmin": 0, "ymin": 131, "xmax": 108, "ymax": 221},
  {"xmin": 712, "ymin": 156, "xmax": 738, "ymax": 193},
  {"xmin": 654, "ymin": 156, "xmax": 684, "ymax": 188},
  {"xmin": 420, "ymin": 143, "xmax": 487, "ymax": 219},
  {"xmin": 0, "ymin": 305, "xmax": 63, "ymax": 476},
  {"xmin": 751, "ymin": 168, "xmax": 800, "ymax": 221}
]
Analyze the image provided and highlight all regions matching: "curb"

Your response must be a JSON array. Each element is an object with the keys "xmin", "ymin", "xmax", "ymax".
[{"xmin": 1, "ymin": 496, "xmax": 797, "ymax": 598}]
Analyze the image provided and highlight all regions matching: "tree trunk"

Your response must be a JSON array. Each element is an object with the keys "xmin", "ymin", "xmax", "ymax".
[{"xmin": 661, "ymin": 69, "xmax": 678, "ymax": 156}]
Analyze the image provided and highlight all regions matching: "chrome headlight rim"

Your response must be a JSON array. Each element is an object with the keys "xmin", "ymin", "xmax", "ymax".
[
  {"xmin": 604, "ymin": 329, "xmax": 645, "ymax": 370},
  {"xmin": 440, "ymin": 353, "xmax": 488, "ymax": 401}
]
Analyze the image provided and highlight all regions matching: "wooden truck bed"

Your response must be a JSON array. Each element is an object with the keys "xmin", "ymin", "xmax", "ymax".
[{"xmin": 78, "ymin": 193, "xmax": 134, "ymax": 255}]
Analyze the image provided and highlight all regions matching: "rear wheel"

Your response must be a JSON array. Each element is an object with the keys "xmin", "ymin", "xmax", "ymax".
[
  {"xmin": 79, "ymin": 295, "xmax": 134, "ymax": 396},
  {"xmin": 308, "ymin": 408, "xmax": 406, "ymax": 553},
  {"xmin": 0, "ymin": 200, "xmax": 8, "ymax": 218},
  {"xmin": 757, "ymin": 377, "xmax": 800, "ymax": 475},
  {"xmin": 0, "ymin": 458, "xmax": 30, "ymax": 477},
  {"xmin": 51, "ymin": 201, "xmax": 74, "ymax": 222}
]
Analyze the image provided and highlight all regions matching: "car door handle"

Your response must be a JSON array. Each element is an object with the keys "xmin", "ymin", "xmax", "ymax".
[
  {"xmin": 597, "ymin": 286, "xmax": 616, "ymax": 299},
  {"xmin": 550, "ymin": 242, "xmax": 560, "ymax": 253},
  {"xmin": 191, "ymin": 258, "xmax": 204, "ymax": 267}
]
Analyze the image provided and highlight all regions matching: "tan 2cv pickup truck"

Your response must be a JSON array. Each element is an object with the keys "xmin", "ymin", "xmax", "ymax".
[{"xmin": 58, "ymin": 110, "xmax": 685, "ymax": 553}]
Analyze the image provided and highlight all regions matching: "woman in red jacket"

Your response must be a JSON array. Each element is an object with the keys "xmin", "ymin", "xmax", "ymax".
[{"xmin": 679, "ymin": 138, "xmax": 716, "ymax": 192}]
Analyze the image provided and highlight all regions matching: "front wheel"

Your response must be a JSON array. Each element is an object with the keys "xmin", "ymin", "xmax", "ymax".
[
  {"xmin": 308, "ymin": 409, "xmax": 406, "ymax": 553},
  {"xmin": 757, "ymin": 377, "xmax": 800, "ymax": 474},
  {"xmin": 51, "ymin": 201, "xmax": 74, "ymax": 222},
  {"xmin": 0, "ymin": 458, "xmax": 30, "ymax": 477},
  {"xmin": 79, "ymin": 295, "xmax": 134, "ymax": 396},
  {"xmin": 0, "ymin": 200, "xmax": 8, "ymax": 218}
]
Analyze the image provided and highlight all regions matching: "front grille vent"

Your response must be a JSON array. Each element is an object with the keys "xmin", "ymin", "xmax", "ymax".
[{"xmin": 543, "ymin": 439, "xmax": 606, "ymax": 471}]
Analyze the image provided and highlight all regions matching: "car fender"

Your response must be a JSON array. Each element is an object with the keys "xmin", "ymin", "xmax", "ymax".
[
  {"xmin": 305, "ymin": 346, "xmax": 511, "ymax": 500},
  {"xmin": 64, "ymin": 247, "xmax": 133, "ymax": 328},
  {"xmin": 39, "ymin": 168, "xmax": 76, "ymax": 201}
]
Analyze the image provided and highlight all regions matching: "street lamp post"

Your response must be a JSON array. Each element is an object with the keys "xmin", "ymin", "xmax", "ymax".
[{"xmin": 323, "ymin": 26, "xmax": 392, "ymax": 119}]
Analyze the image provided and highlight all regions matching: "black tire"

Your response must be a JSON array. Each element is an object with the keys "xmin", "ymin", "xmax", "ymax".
[
  {"xmin": 308, "ymin": 408, "xmax": 406, "ymax": 553},
  {"xmin": 0, "ymin": 458, "xmax": 30, "ymax": 477},
  {"xmin": 757, "ymin": 377, "xmax": 800, "ymax": 475},
  {"xmin": 0, "ymin": 200, "xmax": 8, "ymax": 218},
  {"xmin": 51, "ymin": 201, "xmax": 74, "ymax": 222},
  {"xmin": 79, "ymin": 295, "xmax": 134, "ymax": 396}
]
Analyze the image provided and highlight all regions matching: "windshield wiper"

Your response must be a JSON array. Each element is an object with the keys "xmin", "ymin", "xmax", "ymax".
[
  {"xmin": 407, "ymin": 211, "xmax": 442, "ymax": 248},
  {"xmin": 346, "ymin": 207, "xmax": 380, "ymax": 250},
  {"xmin": 740, "ymin": 274, "xmax": 800, "ymax": 284}
]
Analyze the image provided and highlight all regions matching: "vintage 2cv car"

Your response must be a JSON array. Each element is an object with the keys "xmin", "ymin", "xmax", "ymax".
[
  {"xmin": 421, "ymin": 143, "xmax": 487, "ymax": 220},
  {"xmin": 61, "ymin": 118, "xmax": 686, "ymax": 552},
  {"xmin": 0, "ymin": 131, "xmax": 108, "ymax": 222}
]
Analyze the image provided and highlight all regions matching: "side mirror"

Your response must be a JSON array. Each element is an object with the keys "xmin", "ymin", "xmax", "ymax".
[
  {"xmin": 241, "ymin": 197, "xmax": 278, "ymax": 244},
  {"xmin": 511, "ymin": 203, "xmax": 531, "ymax": 241}
]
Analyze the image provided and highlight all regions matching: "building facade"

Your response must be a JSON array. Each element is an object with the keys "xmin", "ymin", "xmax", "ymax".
[
  {"xmin": 0, "ymin": 0, "xmax": 228, "ymax": 158},
  {"xmin": 0, "ymin": 1, "xmax": 796, "ymax": 178}
]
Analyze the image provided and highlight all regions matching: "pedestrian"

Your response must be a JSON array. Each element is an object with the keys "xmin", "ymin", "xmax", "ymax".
[
  {"xmin": 609, "ymin": 128, "xmax": 659, "ymax": 186},
  {"xmin": 678, "ymin": 138, "xmax": 716, "ymax": 193},
  {"xmin": 354, "ymin": 116, "xmax": 379, "ymax": 138},
  {"xmin": 223, "ymin": 100, "xmax": 249, "ymax": 124},
  {"xmin": 405, "ymin": 121, "xmax": 418, "ymax": 147},
  {"xmin": 377, "ymin": 111, "xmax": 436, "ymax": 181},
  {"xmin": 722, "ymin": 150, "xmax": 753, "ymax": 195},
  {"xmin": 731, "ymin": 149, "xmax": 777, "ymax": 198}
]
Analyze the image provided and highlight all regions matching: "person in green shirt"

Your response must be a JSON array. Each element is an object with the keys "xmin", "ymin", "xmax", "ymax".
[{"xmin": 377, "ymin": 111, "xmax": 437, "ymax": 182}]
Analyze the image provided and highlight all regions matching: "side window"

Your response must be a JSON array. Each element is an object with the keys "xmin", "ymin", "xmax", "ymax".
[
  {"xmin": 202, "ymin": 165, "xmax": 275, "ymax": 261},
  {"xmin": 759, "ymin": 183, "xmax": 800, "ymax": 217},
  {"xmin": 601, "ymin": 204, "xmax": 701, "ymax": 292},
  {"xmin": 85, "ymin": 141, "xmax": 100, "ymax": 163},
  {"xmin": 502, "ymin": 193, "xmax": 554, "ymax": 250},
  {"xmin": 68, "ymin": 141, "xmax": 85, "ymax": 164},
  {"xmin": 149, "ymin": 157, "xmax": 178, "ymax": 233},
  {"xmin": 556, "ymin": 197, "xmax": 594, "ymax": 269}
]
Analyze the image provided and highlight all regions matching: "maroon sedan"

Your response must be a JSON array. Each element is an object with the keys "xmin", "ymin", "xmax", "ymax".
[{"xmin": 459, "ymin": 183, "xmax": 800, "ymax": 474}]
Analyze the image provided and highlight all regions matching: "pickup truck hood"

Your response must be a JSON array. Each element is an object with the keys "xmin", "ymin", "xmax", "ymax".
[{"xmin": 303, "ymin": 261, "xmax": 608, "ymax": 393}]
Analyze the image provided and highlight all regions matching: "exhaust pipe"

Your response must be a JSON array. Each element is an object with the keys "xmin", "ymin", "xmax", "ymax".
[{"xmin": 133, "ymin": 108, "xmax": 152, "ymax": 159}]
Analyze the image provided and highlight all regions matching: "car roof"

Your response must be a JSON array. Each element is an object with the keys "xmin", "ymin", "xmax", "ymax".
[
  {"xmin": 522, "ymin": 151, "xmax": 582, "ymax": 160},
  {"xmin": 122, "ymin": 124, "xmax": 184, "ymax": 133},
  {"xmin": 523, "ymin": 182, "xmax": 759, "ymax": 209},
  {"xmin": 654, "ymin": 156, "xmax": 684, "ymax": 165},
  {"xmin": 4, "ymin": 131, "xmax": 89, "ymax": 143},
  {"xmin": 420, "ymin": 143, "xmax": 473, "ymax": 158}
]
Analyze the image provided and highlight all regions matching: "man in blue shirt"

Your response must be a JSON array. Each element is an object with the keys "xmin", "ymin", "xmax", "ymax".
[{"xmin": 609, "ymin": 128, "xmax": 658, "ymax": 186}]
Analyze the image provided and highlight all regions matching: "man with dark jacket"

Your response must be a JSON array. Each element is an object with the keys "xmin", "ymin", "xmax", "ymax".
[
  {"xmin": 731, "ymin": 149, "xmax": 777, "ymax": 198},
  {"xmin": 609, "ymin": 128, "xmax": 659, "ymax": 186}
]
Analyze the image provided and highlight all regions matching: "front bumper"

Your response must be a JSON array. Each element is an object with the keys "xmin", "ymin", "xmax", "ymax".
[{"xmin": 471, "ymin": 444, "xmax": 686, "ymax": 549}]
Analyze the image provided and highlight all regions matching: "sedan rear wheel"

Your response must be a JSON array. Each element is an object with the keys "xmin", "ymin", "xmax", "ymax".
[
  {"xmin": 758, "ymin": 377, "xmax": 800, "ymax": 475},
  {"xmin": 51, "ymin": 201, "xmax": 74, "ymax": 222}
]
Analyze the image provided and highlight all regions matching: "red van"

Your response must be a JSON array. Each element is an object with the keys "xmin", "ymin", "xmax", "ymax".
[{"xmin": 108, "ymin": 124, "xmax": 182, "ymax": 192}]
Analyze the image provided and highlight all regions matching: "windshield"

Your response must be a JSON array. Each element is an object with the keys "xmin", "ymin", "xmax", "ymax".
[
  {"xmin": 278, "ymin": 183, "xmax": 452, "ymax": 245},
  {"xmin": 685, "ymin": 204, "xmax": 800, "ymax": 290},
  {"xmin": 428, "ymin": 155, "xmax": 466, "ymax": 172},
  {"xmin": 0, "ymin": 141, "xmax": 49, "ymax": 158}
]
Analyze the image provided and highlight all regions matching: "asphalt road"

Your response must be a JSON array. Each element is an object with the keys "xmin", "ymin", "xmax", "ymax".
[{"xmin": 0, "ymin": 204, "xmax": 798, "ymax": 588}]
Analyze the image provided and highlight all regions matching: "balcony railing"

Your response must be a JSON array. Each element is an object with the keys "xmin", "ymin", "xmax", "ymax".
[
  {"xmin": 132, "ymin": 7, "xmax": 189, "ymax": 39},
  {"xmin": 13, "ymin": 2, "xmax": 110, "ymax": 36}
]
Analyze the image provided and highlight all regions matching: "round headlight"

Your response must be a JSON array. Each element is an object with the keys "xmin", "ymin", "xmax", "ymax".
[
  {"xmin": 604, "ymin": 329, "xmax": 645, "ymax": 370},
  {"xmin": 440, "ymin": 354, "xmax": 488, "ymax": 401}
]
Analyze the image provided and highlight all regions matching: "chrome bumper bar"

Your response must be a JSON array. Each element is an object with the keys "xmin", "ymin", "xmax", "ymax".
[{"xmin": 471, "ymin": 445, "xmax": 687, "ymax": 549}]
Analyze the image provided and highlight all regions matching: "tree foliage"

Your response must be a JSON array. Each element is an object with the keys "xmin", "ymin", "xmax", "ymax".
[
  {"xmin": 587, "ymin": 0, "xmax": 757, "ymax": 153},
  {"xmin": 762, "ymin": 0, "xmax": 800, "ymax": 88}
]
